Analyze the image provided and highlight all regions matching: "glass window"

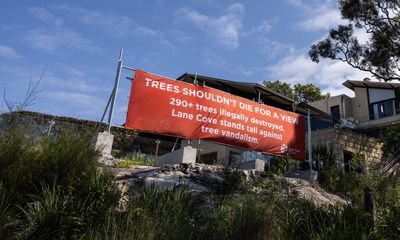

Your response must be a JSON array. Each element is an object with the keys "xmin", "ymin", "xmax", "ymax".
[
  {"xmin": 330, "ymin": 105, "xmax": 340, "ymax": 120},
  {"xmin": 369, "ymin": 99, "xmax": 395, "ymax": 120},
  {"xmin": 384, "ymin": 100, "xmax": 395, "ymax": 116}
]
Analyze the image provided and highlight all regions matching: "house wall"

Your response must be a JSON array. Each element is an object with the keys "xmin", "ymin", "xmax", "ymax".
[
  {"xmin": 309, "ymin": 98, "xmax": 329, "ymax": 113},
  {"xmin": 309, "ymin": 95, "xmax": 352, "ymax": 119},
  {"xmin": 351, "ymin": 87, "xmax": 370, "ymax": 123},
  {"xmin": 342, "ymin": 95, "xmax": 353, "ymax": 118}
]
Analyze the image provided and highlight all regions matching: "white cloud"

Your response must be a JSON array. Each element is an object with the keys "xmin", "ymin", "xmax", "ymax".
[
  {"xmin": 297, "ymin": 7, "xmax": 344, "ymax": 31},
  {"xmin": 203, "ymin": 51, "xmax": 227, "ymax": 69},
  {"xmin": 0, "ymin": 44, "xmax": 21, "ymax": 59},
  {"xmin": 62, "ymin": 66, "xmax": 85, "ymax": 77},
  {"xmin": 29, "ymin": 7, "xmax": 64, "ymax": 27},
  {"xmin": 25, "ymin": 27, "xmax": 99, "ymax": 53},
  {"xmin": 50, "ymin": 4, "xmax": 174, "ymax": 48},
  {"xmin": 285, "ymin": 0, "xmax": 346, "ymax": 32},
  {"xmin": 25, "ymin": 6, "xmax": 100, "ymax": 54},
  {"xmin": 43, "ymin": 75, "xmax": 98, "ymax": 93},
  {"xmin": 237, "ymin": 67, "xmax": 254, "ymax": 77},
  {"xmin": 257, "ymin": 38, "xmax": 295, "ymax": 57},
  {"xmin": 40, "ymin": 65, "xmax": 110, "ymax": 93},
  {"xmin": 49, "ymin": 91, "xmax": 101, "ymax": 106},
  {"xmin": 240, "ymin": 18, "xmax": 293, "ymax": 59},
  {"xmin": 53, "ymin": 4, "xmax": 163, "ymax": 39},
  {"xmin": 42, "ymin": 91, "xmax": 104, "ymax": 116},
  {"xmin": 268, "ymin": 1, "xmax": 374, "ymax": 96},
  {"xmin": 266, "ymin": 53, "xmax": 376, "ymax": 97},
  {"xmin": 353, "ymin": 27, "xmax": 370, "ymax": 45},
  {"xmin": 175, "ymin": 3, "xmax": 244, "ymax": 49},
  {"xmin": 285, "ymin": 0, "xmax": 306, "ymax": 9},
  {"xmin": 242, "ymin": 20, "xmax": 272, "ymax": 37}
]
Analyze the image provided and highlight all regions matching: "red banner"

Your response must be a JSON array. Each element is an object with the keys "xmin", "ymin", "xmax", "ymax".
[{"xmin": 125, "ymin": 70, "xmax": 305, "ymax": 160}]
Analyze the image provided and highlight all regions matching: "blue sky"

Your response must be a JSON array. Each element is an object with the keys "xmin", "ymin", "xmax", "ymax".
[{"xmin": 0, "ymin": 0, "xmax": 371, "ymax": 124}]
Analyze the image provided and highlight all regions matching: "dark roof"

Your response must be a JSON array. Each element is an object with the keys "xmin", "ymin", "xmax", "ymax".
[
  {"xmin": 176, "ymin": 73, "xmax": 332, "ymax": 120},
  {"xmin": 343, "ymin": 80, "xmax": 400, "ymax": 91},
  {"xmin": 177, "ymin": 73, "xmax": 295, "ymax": 104}
]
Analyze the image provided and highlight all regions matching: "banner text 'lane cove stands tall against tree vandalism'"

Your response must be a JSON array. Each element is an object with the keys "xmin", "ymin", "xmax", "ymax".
[{"xmin": 125, "ymin": 70, "xmax": 306, "ymax": 160}]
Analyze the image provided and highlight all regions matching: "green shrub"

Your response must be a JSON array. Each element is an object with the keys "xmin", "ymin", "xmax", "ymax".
[
  {"xmin": 217, "ymin": 168, "xmax": 244, "ymax": 195},
  {"xmin": 270, "ymin": 156, "xmax": 294, "ymax": 175},
  {"xmin": 96, "ymin": 186, "xmax": 198, "ymax": 240},
  {"xmin": 117, "ymin": 160, "xmax": 134, "ymax": 168},
  {"xmin": 1, "ymin": 124, "xmax": 399, "ymax": 239},
  {"xmin": 201, "ymin": 193, "xmax": 275, "ymax": 240},
  {"xmin": 383, "ymin": 122, "xmax": 400, "ymax": 156},
  {"xmin": 0, "ymin": 125, "xmax": 120, "ymax": 238},
  {"xmin": 117, "ymin": 151, "xmax": 154, "ymax": 168},
  {"xmin": 0, "ymin": 182, "xmax": 11, "ymax": 237}
]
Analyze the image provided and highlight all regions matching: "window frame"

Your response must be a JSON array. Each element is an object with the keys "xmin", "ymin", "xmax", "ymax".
[
  {"xmin": 330, "ymin": 105, "xmax": 340, "ymax": 120},
  {"xmin": 368, "ymin": 98, "xmax": 396, "ymax": 120}
]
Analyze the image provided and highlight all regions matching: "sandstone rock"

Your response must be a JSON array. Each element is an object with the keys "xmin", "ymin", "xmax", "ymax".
[{"xmin": 285, "ymin": 177, "xmax": 348, "ymax": 206}]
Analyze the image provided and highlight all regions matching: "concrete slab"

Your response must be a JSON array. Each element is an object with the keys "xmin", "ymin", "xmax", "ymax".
[
  {"xmin": 93, "ymin": 131, "xmax": 115, "ymax": 165},
  {"xmin": 239, "ymin": 159, "xmax": 265, "ymax": 172},
  {"xmin": 155, "ymin": 146, "xmax": 197, "ymax": 167},
  {"xmin": 94, "ymin": 131, "xmax": 114, "ymax": 155}
]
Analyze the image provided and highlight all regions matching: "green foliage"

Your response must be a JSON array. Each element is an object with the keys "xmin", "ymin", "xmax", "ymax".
[
  {"xmin": 313, "ymin": 144, "xmax": 336, "ymax": 170},
  {"xmin": 117, "ymin": 151, "xmax": 154, "ymax": 168},
  {"xmin": 270, "ymin": 156, "xmax": 294, "ymax": 175},
  {"xmin": 0, "ymin": 125, "xmax": 119, "ymax": 239},
  {"xmin": 88, "ymin": 186, "xmax": 199, "ymax": 240},
  {"xmin": 124, "ymin": 186, "xmax": 197, "ymax": 240},
  {"xmin": 217, "ymin": 168, "xmax": 244, "ymax": 195},
  {"xmin": 349, "ymin": 153, "xmax": 364, "ymax": 173},
  {"xmin": 263, "ymin": 80, "xmax": 325, "ymax": 103},
  {"xmin": 314, "ymin": 144, "xmax": 363, "ymax": 203},
  {"xmin": 316, "ymin": 162, "xmax": 400, "ymax": 239},
  {"xmin": 313, "ymin": 145, "xmax": 361, "ymax": 197},
  {"xmin": 1, "ymin": 124, "xmax": 400, "ymax": 239},
  {"xmin": 117, "ymin": 160, "xmax": 134, "ymax": 168},
  {"xmin": 263, "ymin": 80, "xmax": 295, "ymax": 99},
  {"xmin": 309, "ymin": 0, "xmax": 400, "ymax": 81},
  {"xmin": 201, "ymin": 194, "xmax": 274, "ymax": 240},
  {"xmin": 18, "ymin": 184, "xmax": 86, "ymax": 239},
  {"xmin": 0, "ymin": 182, "xmax": 10, "ymax": 232},
  {"xmin": 383, "ymin": 122, "xmax": 400, "ymax": 156},
  {"xmin": 293, "ymin": 83, "xmax": 326, "ymax": 103}
]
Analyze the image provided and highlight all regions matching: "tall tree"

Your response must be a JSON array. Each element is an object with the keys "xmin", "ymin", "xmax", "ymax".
[
  {"xmin": 309, "ymin": 0, "xmax": 400, "ymax": 81},
  {"xmin": 263, "ymin": 80, "xmax": 294, "ymax": 99},
  {"xmin": 293, "ymin": 83, "xmax": 326, "ymax": 103},
  {"xmin": 263, "ymin": 81, "xmax": 326, "ymax": 103}
]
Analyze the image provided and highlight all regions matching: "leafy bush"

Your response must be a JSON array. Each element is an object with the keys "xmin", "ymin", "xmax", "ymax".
[
  {"xmin": 116, "ymin": 160, "xmax": 134, "ymax": 168},
  {"xmin": 200, "ymin": 194, "xmax": 274, "ymax": 240},
  {"xmin": 1, "ymin": 124, "xmax": 399, "ymax": 239},
  {"xmin": 117, "ymin": 151, "xmax": 154, "ymax": 168},
  {"xmin": 270, "ymin": 156, "xmax": 294, "ymax": 175},
  {"xmin": 383, "ymin": 122, "xmax": 400, "ymax": 156},
  {"xmin": 0, "ymin": 182, "xmax": 10, "ymax": 235},
  {"xmin": 217, "ymin": 168, "xmax": 244, "ymax": 195},
  {"xmin": 89, "ymin": 186, "xmax": 199, "ymax": 240},
  {"xmin": 0, "ymin": 125, "xmax": 119, "ymax": 238}
]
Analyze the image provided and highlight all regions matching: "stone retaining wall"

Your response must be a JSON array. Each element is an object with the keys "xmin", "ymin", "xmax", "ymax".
[
  {"xmin": 0, "ymin": 111, "xmax": 179, "ymax": 157},
  {"xmin": 312, "ymin": 128, "xmax": 387, "ymax": 171}
]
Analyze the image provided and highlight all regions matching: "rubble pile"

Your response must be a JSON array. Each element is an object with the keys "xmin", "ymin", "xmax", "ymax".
[
  {"xmin": 113, "ymin": 163, "xmax": 260, "ymax": 196},
  {"xmin": 113, "ymin": 163, "xmax": 347, "ymax": 208}
]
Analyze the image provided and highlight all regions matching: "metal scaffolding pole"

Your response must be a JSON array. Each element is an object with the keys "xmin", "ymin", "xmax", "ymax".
[
  {"xmin": 308, "ymin": 108, "xmax": 313, "ymax": 175},
  {"xmin": 107, "ymin": 49, "xmax": 123, "ymax": 132}
]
